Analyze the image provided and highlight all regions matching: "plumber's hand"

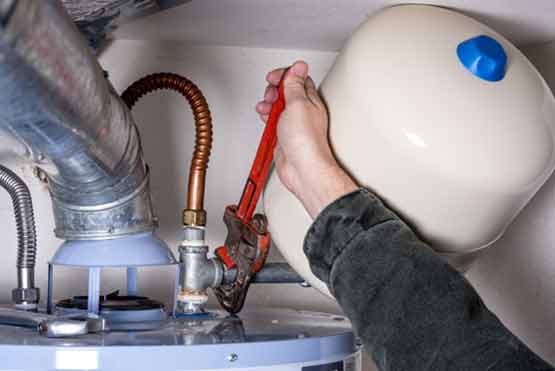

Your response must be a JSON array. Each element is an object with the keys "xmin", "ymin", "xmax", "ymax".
[{"xmin": 256, "ymin": 61, "xmax": 357, "ymax": 218}]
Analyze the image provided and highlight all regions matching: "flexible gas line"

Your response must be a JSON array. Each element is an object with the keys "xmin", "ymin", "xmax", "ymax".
[
  {"xmin": 0, "ymin": 164, "xmax": 39, "ymax": 309},
  {"xmin": 121, "ymin": 73, "xmax": 213, "ymax": 227}
]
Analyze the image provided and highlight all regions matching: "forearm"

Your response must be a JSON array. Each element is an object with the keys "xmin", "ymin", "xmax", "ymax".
[
  {"xmin": 295, "ymin": 164, "xmax": 358, "ymax": 218},
  {"xmin": 304, "ymin": 189, "xmax": 553, "ymax": 371}
]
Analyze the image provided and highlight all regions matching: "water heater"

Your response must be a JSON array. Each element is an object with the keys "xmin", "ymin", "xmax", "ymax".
[{"xmin": 264, "ymin": 5, "xmax": 555, "ymax": 296}]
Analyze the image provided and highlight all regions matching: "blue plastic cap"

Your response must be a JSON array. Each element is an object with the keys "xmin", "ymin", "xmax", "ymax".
[{"xmin": 457, "ymin": 35, "xmax": 507, "ymax": 82}]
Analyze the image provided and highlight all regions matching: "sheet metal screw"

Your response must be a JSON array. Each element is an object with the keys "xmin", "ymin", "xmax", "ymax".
[
  {"xmin": 227, "ymin": 353, "xmax": 238, "ymax": 362},
  {"xmin": 33, "ymin": 167, "xmax": 48, "ymax": 184}
]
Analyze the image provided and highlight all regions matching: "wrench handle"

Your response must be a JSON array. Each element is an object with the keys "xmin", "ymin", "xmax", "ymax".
[{"xmin": 236, "ymin": 75, "xmax": 287, "ymax": 222}]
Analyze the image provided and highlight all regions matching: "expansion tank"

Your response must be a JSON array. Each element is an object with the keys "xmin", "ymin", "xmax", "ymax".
[{"xmin": 264, "ymin": 5, "xmax": 555, "ymax": 296}]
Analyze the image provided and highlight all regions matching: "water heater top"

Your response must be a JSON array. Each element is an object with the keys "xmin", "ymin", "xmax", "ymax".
[{"xmin": 0, "ymin": 308, "xmax": 357, "ymax": 370}]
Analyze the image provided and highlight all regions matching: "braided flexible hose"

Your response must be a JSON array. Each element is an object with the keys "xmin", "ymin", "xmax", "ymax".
[
  {"xmin": 0, "ymin": 165, "xmax": 37, "ymax": 272},
  {"xmin": 121, "ymin": 73, "xmax": 213, "ymax": 222}
]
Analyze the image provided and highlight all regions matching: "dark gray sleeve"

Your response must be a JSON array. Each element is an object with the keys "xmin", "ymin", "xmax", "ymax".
[{"xmin": 303, "ymin": 189, "xmax": 553, "ymax": 371}]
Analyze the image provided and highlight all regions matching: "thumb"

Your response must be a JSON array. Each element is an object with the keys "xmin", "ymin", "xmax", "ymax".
[{"xmin": 283, "ymin": 61, "xmax": 309, "ymax": 102}]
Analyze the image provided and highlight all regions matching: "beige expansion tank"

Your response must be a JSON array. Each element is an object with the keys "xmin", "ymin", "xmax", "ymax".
[{"xmin": 263, "ymin": 5, "xmax": 555, "ymax": 297}]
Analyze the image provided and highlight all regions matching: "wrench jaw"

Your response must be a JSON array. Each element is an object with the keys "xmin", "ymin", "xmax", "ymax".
[{"xmin": 214, "ymin": 206, "xmax": 271, "ymax": 314}]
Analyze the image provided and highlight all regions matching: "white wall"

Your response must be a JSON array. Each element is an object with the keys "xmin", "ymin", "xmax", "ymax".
[{"xmin": 1, "ymin": 39, "xmax": 555, "ymax": 370}]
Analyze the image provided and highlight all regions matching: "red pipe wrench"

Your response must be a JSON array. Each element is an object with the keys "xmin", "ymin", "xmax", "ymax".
[{"xmin": 214, "ymin": 71, "xmax": 287, "ymax": 313}]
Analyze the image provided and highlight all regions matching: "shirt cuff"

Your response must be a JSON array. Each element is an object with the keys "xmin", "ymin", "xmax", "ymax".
[{"xmin": 303, "ymin": 188, "xmax": 397, "ymax": 286}]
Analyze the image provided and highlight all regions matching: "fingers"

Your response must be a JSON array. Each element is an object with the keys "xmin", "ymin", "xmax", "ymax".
[
  {"xmin": 256, "ymin": 101, "xmax": 272, "ymax": 114},
  {"xmin": 264, "ymin": 84, "xmax": 278, "ymax": 103},
  {"xmin": 266, "ymin": 60, "xmax": 308, "ymax": 86},
  {"xmin": 288, "ymin": 61, "xmax": 309, "ymax": 78},
  {"xmin": 282, "ymin": 61, "xmax": 309, "ymax": 103},
  {"xmin": 258, "ymin": 60, "xmax": 315, "ymax": 122},
  {"xmin": 256, "ymin": 101, "xmax": 271, "ymax": 122},
  {"xmin": 304, "ymin": 76, "xmax": 320, "ymax": 106},
  {"xmin": 305, "ymin": 75, "xmax": 316, "ymax": 91},
  {"xmin": 266, "ymin": 68, "xmax": 287, "ymax": 86},
  {"xmin": 256, "ymin": 83, "xmax": 280, "ymax": 122}
]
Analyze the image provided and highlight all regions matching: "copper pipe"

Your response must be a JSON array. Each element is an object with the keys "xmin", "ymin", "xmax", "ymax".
[{"xmin": 121, "ymin": 73, "xmax": 213, "ymax": 225}]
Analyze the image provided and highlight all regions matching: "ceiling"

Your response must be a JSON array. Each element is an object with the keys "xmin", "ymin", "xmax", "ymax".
[{"xmin": 114, "ymin": 0, "xmax": 555, "ymax": 51}]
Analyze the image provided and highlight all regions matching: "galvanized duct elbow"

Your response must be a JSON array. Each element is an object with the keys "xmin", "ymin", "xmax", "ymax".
[{"xmin": 0, "ymin": 0, "xmax": 156, "ymax": 240}]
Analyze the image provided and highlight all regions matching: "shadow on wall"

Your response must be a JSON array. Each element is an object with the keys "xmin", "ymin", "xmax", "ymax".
[
  {"xmin": 467, "ymin": 41, "xmax": 555, "ymax": 364},
  {"xmin": 470, "ymin": 172, "xmax": 555, "ymax": 362}
]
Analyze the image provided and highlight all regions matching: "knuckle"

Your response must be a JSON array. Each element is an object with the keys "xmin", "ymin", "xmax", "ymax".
[
  {"xmin": 284, "ymin": 75, "xmax": 304, "ymax": 88},
  {"xmin": 286, "ymin": 97, "xmax": 310, "ymax": 111}
]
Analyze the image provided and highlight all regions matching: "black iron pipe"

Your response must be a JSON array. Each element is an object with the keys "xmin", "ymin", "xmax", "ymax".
[{"xmin": 224, "ymin": 263, "xmax": 305, "ymax": 284}]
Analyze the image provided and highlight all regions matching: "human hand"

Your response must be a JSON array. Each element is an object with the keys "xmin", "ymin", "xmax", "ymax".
[{"xmin": 256, "ymin": 61, "xmax": 357, "ymax": 218}]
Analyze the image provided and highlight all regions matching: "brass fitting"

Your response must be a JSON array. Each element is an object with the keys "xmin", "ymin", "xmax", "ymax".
[{"xmin": 183, "ymin": 209, "xmax": 207, "ymax": 227}]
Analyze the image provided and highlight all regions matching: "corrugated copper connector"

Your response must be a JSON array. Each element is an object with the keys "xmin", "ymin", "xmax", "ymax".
[{"xmin": 121, "ymin": 73, "xmax": 213, "ymax": 227}]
